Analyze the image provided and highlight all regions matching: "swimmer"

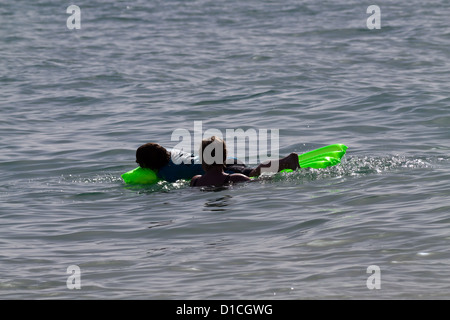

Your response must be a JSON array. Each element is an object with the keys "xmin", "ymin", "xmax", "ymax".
[
  {"xmin": 190, "ymin": 136, "xmax": 300, "ymax": 187},
  {"xmin": 190, "ymin": 136, "xmax": 251, "ymax": 187},
  {"xmin": 135, "ymin": 139, "xmax": 300, "ymax": 185}
]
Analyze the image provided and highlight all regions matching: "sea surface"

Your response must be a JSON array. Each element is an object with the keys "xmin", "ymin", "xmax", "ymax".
[{"xmin": 1, "ymin": 0, "xmax": 449, "ymax": 299}]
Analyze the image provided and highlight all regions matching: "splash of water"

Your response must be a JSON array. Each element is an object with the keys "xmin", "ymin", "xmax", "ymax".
[
  {"xmin": 273, "ymin": 155, "xmax": 434, "ymax": 183},
  {"xmin": 62, "ymin": 155, "xmax": 438, "ymax": 192}
]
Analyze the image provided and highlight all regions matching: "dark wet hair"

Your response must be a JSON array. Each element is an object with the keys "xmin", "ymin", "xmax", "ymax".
[
  {"xmin": 201, "ymin": 136, "xmax": 227, "ymax": 171},
  {"xmin": 136, "ymin": 143, "xmax": 170, "ymax": 170}
]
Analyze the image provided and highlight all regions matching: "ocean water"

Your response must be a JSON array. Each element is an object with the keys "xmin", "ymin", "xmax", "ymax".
[{"xmin": 1, "ymin": 0, "xmax": 449, "ymax": 299}]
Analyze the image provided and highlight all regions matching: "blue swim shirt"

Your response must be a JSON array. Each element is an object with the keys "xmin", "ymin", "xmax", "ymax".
[{"xmin": 157, "ymin": 149, "xmax": 205, "ymax": 182}]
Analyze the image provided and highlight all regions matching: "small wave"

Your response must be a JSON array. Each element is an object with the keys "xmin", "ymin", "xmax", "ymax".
[
  {"xmin": 334, "ymin": 155, "xmax": 432, "ymax": 175},
  {"xmin": 124, "ymin": 179, "xmax": 190, "ymax": 194},
  {"xmin": 61, "ymin": 173, "xmax": 123, "ymax": 184},
  {"xmin": 68, "ymin": 155, "xmax": 437, "ymax": 193},
  {"xmin": 273, "ymin": 155, "xmax": 434, "ymax": 183}
]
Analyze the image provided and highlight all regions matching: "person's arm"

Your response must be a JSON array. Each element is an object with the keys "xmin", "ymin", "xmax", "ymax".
[
  {"xmin": 230, "ymin": 173, "xmax": 252, "ymax": 184},
  {"xmin": 248, "ymin": 153, "xmax": 299, "ymax": 176}
]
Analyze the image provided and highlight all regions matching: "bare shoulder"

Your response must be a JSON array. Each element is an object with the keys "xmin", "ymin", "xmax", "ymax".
[
  {"xmin": 190, "ymin": 175, "xmax": 202, "ymax": 187},
  {"xmin": 230, "ymin": 173, "xmax": 251, "ymax": 183}
]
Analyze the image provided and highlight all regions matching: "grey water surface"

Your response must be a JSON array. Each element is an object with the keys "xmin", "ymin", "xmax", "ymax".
[{"xmin": 1, "ymin": 0, "xmax": 449, "ymax": 299}]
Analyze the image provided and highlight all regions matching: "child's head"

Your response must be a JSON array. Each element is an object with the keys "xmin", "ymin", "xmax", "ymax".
[
  {"xmin": 201, "ymin": 136, "xmax": 227, "ymax": 171},
  {"xmin": 136, "ymin": 143, "xmax": 170, "ymax": 170}
]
